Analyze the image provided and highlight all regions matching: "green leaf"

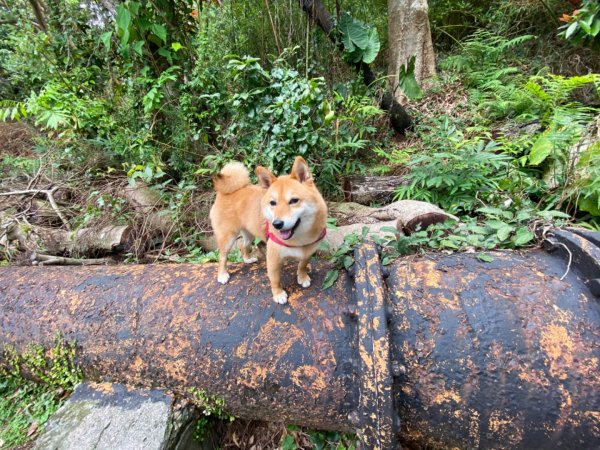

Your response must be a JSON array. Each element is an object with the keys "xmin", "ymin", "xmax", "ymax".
[
  {"xmin": 324, "ymin": 110, "xmax": 335, "ymax": 125},
  {"xmin": 128, "ymin": 1, "xmax": 140, "ymax": 15},
  {"xmin": 343, "ymin": 255, "xmax": 354, "ymax": 270},
  {"xmin": 579, "ymin": 20, "xmax": 591, "ymax": 35},
  {"xmin": 578, "ymin": 194, "xmax": 600, "ymax": 216},
  {"xmin": 151, "ymin": 24, "xmax": 167, "ymax": 43},
  {"xmin": 496, "ymin": 225, "xmax": 514, "ymax": 241},
  {"xmin": 339, "ymin": 12, "xmax": 369, "ymax": 50},
  {"xmin": 281, "ymin": 435, "xmax": 297, "ymax": 450},
  {"xmin": 131, "ymin": 40, "xmax": 144, "ymax": 56},
  {"xmin": 477, "ymin": 253, "xmax": 494, "ymax": 263},
  {"xmin": 398, "ymin": 56, "xmax": 423, "ymax": 100},
  {"xmin": 591, "ymin": 18, "xmax": 600, "ymax": 37},
  {"xmin": 338, "ymin": 12, "xmax": 380, "ymax": 64},
  {"xmin": 528, "ymin": 135, "xmax": 553, "ymax": 165},
  {"xmin": 361, "ymin": 28, "xmax": 381, "ymax": 64},
  {"xmin": 171, "ymin": 42, "xmax": 184, "ymax": 52},
  {"xmin": 322, "ymin": 270, "xmax": 339, "ymax": 290},
  {"xmin": 116, "ymin": 4, "xmax": 131, "ymax": 32},
  {"xmin": 100, "ymin": 31, "xmax": 112, "ymax": 50},
  {"xmin": 512, "ymin": 228, "xmax": 534, "ymax": 246},
  {"xmin": 565, "ymin": 21, "xmax": 579, "ymax": 39}
]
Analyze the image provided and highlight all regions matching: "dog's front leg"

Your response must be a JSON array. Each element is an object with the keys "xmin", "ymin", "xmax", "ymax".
[
  {"xmin": 297, "ymin": 257, "xmax": 311, "ymax": 288},
  {"xmin": 266, "ymin": 243, "xmax": 287, "ymax": 304}
]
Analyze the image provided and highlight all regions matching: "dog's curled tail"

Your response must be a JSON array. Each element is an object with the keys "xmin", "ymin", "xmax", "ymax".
[{"xmin": 213, "ymin": 161, "xmax": 251, "ymax": 194}]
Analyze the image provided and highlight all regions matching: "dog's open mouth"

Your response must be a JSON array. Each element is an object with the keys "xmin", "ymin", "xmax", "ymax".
[{"xmin": 278, "ymin": 218, "xmax": 301, "ymax": 240}]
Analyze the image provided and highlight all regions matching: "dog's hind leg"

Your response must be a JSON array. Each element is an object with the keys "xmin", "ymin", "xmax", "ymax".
[
  {"xmin": 239, "ymin": 230, "xmax": 258, "ymax": 264},
  {"xmin": 216, "ymin": 232, "xmax": 238, "ymax": 284}
]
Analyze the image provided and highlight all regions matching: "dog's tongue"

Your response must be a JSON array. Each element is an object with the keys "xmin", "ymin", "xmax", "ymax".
[{"xmin": 279, "ymin": 229, "xmax": 293, "ymax": 240}]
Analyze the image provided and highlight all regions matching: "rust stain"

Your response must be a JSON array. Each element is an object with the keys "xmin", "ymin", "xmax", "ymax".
[
  {"xmin": 488, "ymin": 410, "xmax": 524, "ymax": 446},
  {"xmin": 422, "ymin": 260, "xmax": 441, "ymax": 288},
  {"xmin": 234, "ymin": 342, "xmax": 248, "ymax": 359},
  {"xmin": 291, "ymin": 365, "xmax": 327, "ymax": 391},
  {"xmin": 91, "ymin": 382, "xmax": 116, "ymax": 394},
  {"xmin": 432, "ymin": 389, "xmax": 462, "ymax": 405},
  {"xmin": 469, "ymin": 409, "xmax": 480, "ymax": 448},
  {"xmin": 248, "ymin": 317, "xmax": 305, "ymax": 360},
  {"xmin": 130, "ymin": 355, "xmax": 144, "ymax": 373},
  {"xmin": 540, "ymin": 324, "xmax": 574, "ymax": 380},
  {"xmin": 517, "ymin": 369, "xmax": 551, "ymax": 388},
  {"xmin": 238, "ymin": 362, "xmax": 267, "ymax": 389}
]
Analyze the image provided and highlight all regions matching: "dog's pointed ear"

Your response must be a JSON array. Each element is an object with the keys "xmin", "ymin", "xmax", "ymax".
[
  {"xmin": 255, "ymin": 166, "xmax": 276, "ymax": 188},
  {"xmin": 290, "ymin": 156, "xmax": 312, "ymax": 183}
]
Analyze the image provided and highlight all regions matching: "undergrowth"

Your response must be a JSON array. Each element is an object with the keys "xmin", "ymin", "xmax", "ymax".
[{"xmin": 0, "ymin": 333, "xmax": 82, "ymax": 449}]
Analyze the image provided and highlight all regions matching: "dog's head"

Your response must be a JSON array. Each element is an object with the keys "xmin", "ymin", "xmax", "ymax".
[{"xmin": 256, "ymin": 156, "xmax": 326, "ymax": 242}]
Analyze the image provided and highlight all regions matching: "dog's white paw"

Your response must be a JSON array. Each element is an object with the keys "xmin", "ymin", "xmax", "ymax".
[
  {"xmin": 273, "ymin": 291, "xmax": 288, "ymax": 305},
  {"xmin": 243, "ymin": 256, "xmax": 258, "ymax": 264},
  {"xmin": 298, "ymin": 275, "xmax": 311, "ymax": 288},
  {"xmin": 217, "ymin": 272, "xmax": 230, "ymax": 284}
]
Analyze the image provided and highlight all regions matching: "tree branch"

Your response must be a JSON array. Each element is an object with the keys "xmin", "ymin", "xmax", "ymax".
[{"xmin": 0, "ymin": 187, "xmax": 71, "ymax": 230}]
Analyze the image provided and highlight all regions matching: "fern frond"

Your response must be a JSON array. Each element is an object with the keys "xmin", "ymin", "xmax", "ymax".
[{"xmin": 0, "ymin": 100, "xmax": 27, "ymax": 122}]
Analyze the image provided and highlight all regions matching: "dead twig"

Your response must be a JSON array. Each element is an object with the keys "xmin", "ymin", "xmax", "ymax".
[
  {"xmin": 0, "ymin": 187, "xmax": 71, "ymax": 230},
  {"xmin": 555, "ymin": 241, "xmax": 573, "ymax": 281}
]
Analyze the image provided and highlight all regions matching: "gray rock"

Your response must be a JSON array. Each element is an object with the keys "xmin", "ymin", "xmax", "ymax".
[{"xmin": 34, "ymin": 382, "xmax": 197, "ymax": 450}]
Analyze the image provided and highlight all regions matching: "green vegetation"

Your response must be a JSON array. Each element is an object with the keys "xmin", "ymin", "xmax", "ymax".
[
  {"xmin": 281, "ymin": 425, "xmax": 356, "ymax": 450},
  {"xmin": 0, "ymin": 334, "xmax": 82, "ymax": 448},
  {"xmin": 188, "ymin": 388, "xmax": 234, "ymax": 443}
]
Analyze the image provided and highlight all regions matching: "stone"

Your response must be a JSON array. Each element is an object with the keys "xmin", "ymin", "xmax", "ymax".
[{"xmin": 34, "ymin": 382, "xmax": 198, "ymax": 450}]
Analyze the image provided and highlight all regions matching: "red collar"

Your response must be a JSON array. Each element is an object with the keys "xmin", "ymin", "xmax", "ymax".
[{"xmin": 265, "ymin": 220, "xmax": 327, "ymax": 248}]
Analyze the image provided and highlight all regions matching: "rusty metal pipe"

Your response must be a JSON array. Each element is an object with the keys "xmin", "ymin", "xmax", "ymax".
[{"xmin": 1, "ymin": 229, "xmax": 599, "ymax": 449}]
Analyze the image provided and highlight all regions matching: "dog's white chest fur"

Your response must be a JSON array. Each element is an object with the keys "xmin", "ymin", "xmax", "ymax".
[{"xmin": 277, "ymin": 245, "xmax": 305, "ymax": 260}]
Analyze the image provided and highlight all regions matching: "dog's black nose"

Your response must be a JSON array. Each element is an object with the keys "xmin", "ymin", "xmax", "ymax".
[{"xmin": 273, "ymin": 220, "xmax": 284, "ymax": 230}]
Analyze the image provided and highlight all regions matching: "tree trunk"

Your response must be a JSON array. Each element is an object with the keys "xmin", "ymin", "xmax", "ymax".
[
  {"xmin": 343, "ymin": 175, "xmax": 410, "ymax": 205},
  {"xmin": 325, "ymin": 200, "xmax": 457, "ymax": 249},
  {"xmin": 299, "ymin": 0, "xmax": 412, "ymax": 133},
  {"xmin": 2, "ymin": 212, "xmax": 131, "ymax": 256},
  {"xmin": 388, "ymin": 0, "xmax": 436, "ymax": 104},
  {"xmin": 124, "ymin": 181, "xmax": 173, "ymax": 236},
  {"xmin": 27, "ymin": 0, "xmax": 47, "ymax": 32}
]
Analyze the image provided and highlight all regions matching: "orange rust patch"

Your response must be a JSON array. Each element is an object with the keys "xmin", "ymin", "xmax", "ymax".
[
  {"xmin": 432, "ymin": 389, "xmax": 462, "ymax": 405},
  {"xmin": 130, "ymin": 355, "xmax": 144, "ymax": 373},
  {"xmin": 488, "ymin": 411, "xmax": 524, "ymax": 446},
  {"xmin": 247, "ymin": 317, "xmax": 305, "ymax": 360},
  {"xmin": 469, "ymin": 409, "xmax": 480, "ymax": 448},
  {"xmin": 90, "ymin": 382, "xmax": 116, "ymax": 394},
  {"xmin": 234, "ymin": 342, "xmax": 248, "ymax": 359},
  {"xmin": 238, "ymin": 363, "xmax": 267, "ymax": 389},
  {"xmin": 517, "ymin": 369, "xmax": 551, "ymax": 388},
  {"xmin": 422, "ymin": 261, "xmax": 441, "ymax": 288},
  {"xmin": 540, "ymin": 324, "xmax": 574, "ymax": 380},
  {"xmin": 437, "ymin": 293, "xmax": 460, "ymax": 310},
  {"xmin": 291, "ymin": 365, "xmax": 327, "ymax": 391}
]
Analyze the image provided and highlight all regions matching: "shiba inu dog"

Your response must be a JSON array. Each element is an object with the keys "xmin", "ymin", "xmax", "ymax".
[{"xmin": 210, "ymin": 156, "xmax": 328, "ymax": 304}]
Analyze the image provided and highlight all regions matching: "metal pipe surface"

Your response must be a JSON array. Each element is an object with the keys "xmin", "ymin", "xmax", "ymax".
[{"xmin": 0, "ymin": 229, "xmax": 599, "ymax": 449}]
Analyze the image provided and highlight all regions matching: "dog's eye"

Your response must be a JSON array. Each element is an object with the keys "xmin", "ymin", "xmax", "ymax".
[
  {"xmin": 269, "ymin": 200, "xmax": 276, "ymax": 206},
  {"xmin": 289, "ymin": 198, "xmax": 299, "ymax": 205}
]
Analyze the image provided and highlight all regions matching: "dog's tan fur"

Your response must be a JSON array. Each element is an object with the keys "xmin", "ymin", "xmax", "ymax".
[{"xmin": 210, "ymin": 156, "xmax": 328, "ymax": 304}]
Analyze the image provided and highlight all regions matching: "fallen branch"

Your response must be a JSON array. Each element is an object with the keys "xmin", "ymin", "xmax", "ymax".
[
  {"xmin": 31, "ymin": 253, "xmax": 117, "ymax": 266},
  {"xmin": 343, "ymin": 175, "xmax": 410, "ymax": 205},
  {"xmin": 0, "ymin": 187, "xmax": 71, "ymax": 230},
  {"xmin": 1, "ymin": 212, "xmax": 131, "ymax": 256},
  {"xmin": 325, "ymin": 200, "xmax": 458, "ymax": 249}
]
